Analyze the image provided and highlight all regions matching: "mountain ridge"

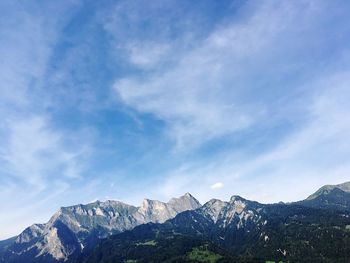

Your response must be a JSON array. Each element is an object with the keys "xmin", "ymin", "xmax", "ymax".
[
  {"xmin": 2, "ymin": 182, "xmax": 350, "ymax": 262},
  {"xmin": 0, "ymin": 193, "xmax": 201, "ymax": 263},
  {"xmin": 82, "ymin": 191, "xmax": 350, "ymax": 262},
  {"xmin": 307, "ymin": 181, "xmax": 350, "ymax": 200}
]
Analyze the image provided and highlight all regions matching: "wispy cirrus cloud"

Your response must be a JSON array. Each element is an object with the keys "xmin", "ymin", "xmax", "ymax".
[
  {"xmin": 112, "ymin": 1, "xmax": 349, "ymax": 150},
  {"xmin": 1, "ymin": 0, "xmax": 350, "ymax": 241},
  {"xmin": 150, "ymin": 71, "xmax": 350, "ymax": 204},
  {"xmin": 107, "ymin": 1, "xmax": 350, "ymax": 204},
  {"xmin": 0, "ymin": 0, "xmax": 89, "ymax": 187},
  {"xmin": 0, "ymin": 116, "xmax": 91, "ymax": 187},
  {"xmin": 0, "ymin": 1, "xmax": 97, "ymax": 239}
]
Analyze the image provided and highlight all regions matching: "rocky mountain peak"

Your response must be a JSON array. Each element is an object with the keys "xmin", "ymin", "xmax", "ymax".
[
  {"xmin": 230, "ymin": 195, "xmax": 246, "ymax": 203},
  {"xmin": 3, "ymin": 182, "xmax": 350, "ymax": 263},
  {"xmin": 138, "ymin": 199, "xmax": 170, "ymax": 221},
  {"xmin": 230, "ymin": 195, "xmax": 248, "ymax": 214},
  {"xmin": 168, "ymin": 192, "xmax": 201, "ymax": 211},
  {"xmin": 3, "ymin": 193, "xmax": 201, "ymax": 262},
  {"xmin": 138, "ymin": 193, "xmax": 201, "ymax": 223},
  {"xmin": 140, "ymin": 198, "xmax": 155, "ymax": 209},
  {"xmin": 335, "ymin": 181, "xmax": 350, "ymax": 192},
  {"xmin": 15, "ymin": 224, "xmax": 45, "ymax": 244},
  {"xmin": 307, "ymin": 181, "xmax": 350, "ymax": 200},
  {"xmin": 201, "ymin": 199, "xmax": 228, "ymax": 223}
]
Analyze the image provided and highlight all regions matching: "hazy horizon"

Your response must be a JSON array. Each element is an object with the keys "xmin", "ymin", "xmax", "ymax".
[{"xmin": 1, "ymin": 0, "xmax": 350, "ymax": 240}]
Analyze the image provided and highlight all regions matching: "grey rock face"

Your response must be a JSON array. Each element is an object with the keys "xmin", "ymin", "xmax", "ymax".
[
  {"xmin": 300, "ymin": 187, "xmax": 350, "ymax": 212},
  {"xmin": 198, "ymin": 196, "xmax": 263, "ymax": 228},
  {"xmin": 1, "ymin": 193, "xmax": 201, "ymax": 262},
  {"xmin": 15, "ymin": 224, "xmax": 45, "ymax": 243},
  {"xmin": 138, "ymin": 192, "xmax": 201, "ymax": 223},
  {"xmin": 307, "ymin": 181, "xmax": 350, "ymax": 200},
  {"xmin": 168, "ymin": 193, "xmax": 202, "ymax": 212}
]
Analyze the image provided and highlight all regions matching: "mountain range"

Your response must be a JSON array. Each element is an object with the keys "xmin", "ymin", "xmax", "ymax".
[{"xmin": 1, "ymin": 182, "xmax": 350, "ymax": 262}]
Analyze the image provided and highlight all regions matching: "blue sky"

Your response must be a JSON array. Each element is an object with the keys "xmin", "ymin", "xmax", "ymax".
[{"xmin": 1, "ymin": 0, "xmax": 350, "ymax": 239}]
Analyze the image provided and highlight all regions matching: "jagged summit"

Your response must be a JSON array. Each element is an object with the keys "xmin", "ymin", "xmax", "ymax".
[
  {"xmin": 307, "ymin": 181, "xmax": 350, "ymax": 200},
  {"xmin": 139, "ymin": 193, "xmax": 201, "ymax": 223},
  {"xmin": 3, "ymin": 183, "xmax": 350, "ymax": 263},
  {"xmin": 337, "ymin": 181, "xmax": 350, "ymax": 191},
  {"xmin": 205, "ymin": 198, "xmax": 227, "ymax": 204},
  {"xmin": 201, "ymin": 199, "xmax": 229, "ymax": 223},
  {"xmin": 168, "ymin": 192, "xmax": 201, "ymax": 211},
  {"xmin": 230, "ymin": 195, "xmax": 247, "ymax": 203},
  {"xmin": 1, "ymin": 193, "xmax": 201, "ymax": 262},
  {"xmin": 168, "ymin": 192, "xmax": 197, "ymax": 201},
  {"xmin": 81, "ymin": 184, "xmax": 350, "ymax": 263}
]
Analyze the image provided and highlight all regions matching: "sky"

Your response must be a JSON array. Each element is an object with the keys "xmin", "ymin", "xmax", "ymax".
[{"xmin": 1, "ymin": 0, "xmax": 350, "ymax": 239}]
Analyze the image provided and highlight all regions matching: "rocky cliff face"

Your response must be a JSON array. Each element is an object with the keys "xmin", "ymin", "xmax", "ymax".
[
  {"xmin": 4, "ymin": 182, "xmax": 350, "ymax": 263},
  {"xmin": 138, "ymin": 193, "xmax": 201, "ymax": 223},
  {"xmin": 197, "ymin": 195, "xmax": 263, "ymax": 229},
  {"xmin": 1, "ymin": 193, "xmax": 201, "ymax": 262},
  {"xmin": 82, "ymin": 192, "xmax": 350, "ymax": 263},
  {"xmin": 306, "ymin": 181, "xmax": 350, "ymax": 200}
]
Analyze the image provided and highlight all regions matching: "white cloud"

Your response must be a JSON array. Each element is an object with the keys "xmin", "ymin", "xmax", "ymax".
[
  {"xmin": 211, "ymin": 182, "xmax": 224, "ymax": 190},
  {"xmin": 0, "ymin": 1, "xmax": 89, "ymax": 189},
  {"xmin": 112, "ymin": 1, "xmax": 346, "ymax": 150},
  {"xmin": 1, "ymin": 0, "xmax": 350, "ymax": 240},
  {"xmin": 107, "ymin": 1, "xmax": 350, "ymax": 205},
  {"xmin": 0, "ymin": 1, "xmax": 96, "ymax": 239},
  {"xmin": 0, "ymin": 116, "xmax": 91, "ymax": 189},
  {"xmin": 0, "ymin": 1, "xmax": 78, "ymax": 110},
  {"xmin": 127, "ymin": 42, "xmax": 171, "ymax": 69},
  {"xmin": 150, "ymin": 70, "xmax": 350, "ymax": 204}
]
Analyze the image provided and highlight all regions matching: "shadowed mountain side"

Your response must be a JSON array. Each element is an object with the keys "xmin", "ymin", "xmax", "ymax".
[
  {"xmin": 82, "ymin": 198, "xmax": 350, "ymax": 262},
  {"xmin": 3, "ymin": 182, "xmax": 350, "ymax": 262},
  {"xmin": 0, "ymin": 194, "xmax": 201, "ymax": 263}
]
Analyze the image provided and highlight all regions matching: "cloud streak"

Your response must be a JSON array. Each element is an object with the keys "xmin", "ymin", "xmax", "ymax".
[
  {"xmin": 0, "ymin": 1, "xmax": 96, "ymax": 239},
  {"xmin": 113, "ymin": 0, "xmax": 349, "ymax": 150},
  {"xmin": 0, "ymin": 116, "xmax": 92, "ymax": 187},
  {"xmin": 109, "ymin": 0, "xmax": 350, "ymax": 204},
  {"xmin": 1, "ymin": 0, "xmax": 350, "ymax": 240},
  {"xmin": 151, "ymin": 71, "xmax": 350, "ymax": 204}
]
